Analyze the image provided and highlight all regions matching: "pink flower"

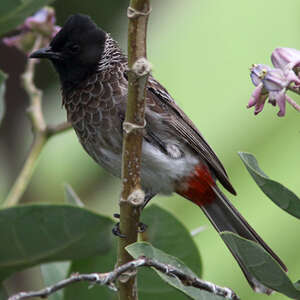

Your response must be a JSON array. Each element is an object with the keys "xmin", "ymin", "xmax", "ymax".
[
  {"xmin": 2, "ymin": 7, "xmax": 61, "ymax": 54},
  {"xmin": 271, "ymin": 48, "xmax": 300, "ymax": 72},
  {"xmin": 248, "ymin": 48, "xmax": 300, "ymax": 117},
  {"xmin": 23, "ymin": 7, "xmax": 61, "ymax": 38}
]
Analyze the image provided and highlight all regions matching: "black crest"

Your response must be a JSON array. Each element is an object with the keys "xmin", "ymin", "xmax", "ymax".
[{"xmin": 49, "ymin": 14, "xmax": 107, "ymax": 91}]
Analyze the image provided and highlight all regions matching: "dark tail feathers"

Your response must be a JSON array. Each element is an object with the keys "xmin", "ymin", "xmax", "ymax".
[{"xmin": 200, "ymin": 186, "xmax": 287, "ymax": 294}]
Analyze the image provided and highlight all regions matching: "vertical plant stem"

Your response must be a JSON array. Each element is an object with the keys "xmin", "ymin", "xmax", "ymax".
[
  {"xmin": 2, "ymin": 37, "xmax": 45, "ymax": 207},
  {"xmin": 3, "ymin": 134, "xmax": 47, "ymax": 208},
  {"xmin": 2, "ymin": 36, "xmax": 71, "ymax": 208},
  {"xmin": 117, "ymin": 1, "xmax": 151, "ymax": 300}
]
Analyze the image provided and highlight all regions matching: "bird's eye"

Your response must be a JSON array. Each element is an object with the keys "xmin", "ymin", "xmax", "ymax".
[{"xmin": 68, "ymin": 44, "xmax": 80, "ymax": 53}]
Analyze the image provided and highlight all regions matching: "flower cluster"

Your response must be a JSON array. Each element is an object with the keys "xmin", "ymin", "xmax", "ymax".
[
  {"xmin": 2, "ymin": 7, "xmax": 60, "ymax": 54},
  {"xmin": 248, "ymin": 48, "xmax": 300, "ymax": 116}
]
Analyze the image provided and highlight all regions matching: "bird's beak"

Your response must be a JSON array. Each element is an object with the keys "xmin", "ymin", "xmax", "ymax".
[{"xmin": 29, "ymin": 47, "xmax": 61, "ymax": 60}]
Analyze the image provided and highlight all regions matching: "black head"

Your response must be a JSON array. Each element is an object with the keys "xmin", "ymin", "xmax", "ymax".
[{"xmin": 30, "ymin": 14, "xmax": 106, "ymax": 91}]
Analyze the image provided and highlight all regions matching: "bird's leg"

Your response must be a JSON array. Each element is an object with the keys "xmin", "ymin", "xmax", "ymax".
[
  {"xmin": 112, "ymin": 192, "xmax": 156, "ymax": 237},
  {"xmin": 142, "ymin": 192, "xmax": 156, "ymax": 209},
  {"xmin": 137, "ymin": 221, "xmax": 148, "ymax": 233},
  {"xmin": 112, "ymin": 213, "xmax": 147, "ymax": 237},
  {"xmin": 112, "ymin": 213, "xmax": 126, "ymax": 237},
  {"xmin": 112, "ymin": 220, "xmax": 126, "ymax": 238}
]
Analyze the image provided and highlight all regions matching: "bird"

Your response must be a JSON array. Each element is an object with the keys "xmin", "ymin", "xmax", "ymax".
[{"xmin": 30, "ymin": 14, "xmax": 287, "ymax": 294}]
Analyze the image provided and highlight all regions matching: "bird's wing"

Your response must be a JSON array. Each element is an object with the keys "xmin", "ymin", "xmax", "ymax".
[{"xmin": 146, "ymin": 75, "xmax": 236, "ymax": 195}]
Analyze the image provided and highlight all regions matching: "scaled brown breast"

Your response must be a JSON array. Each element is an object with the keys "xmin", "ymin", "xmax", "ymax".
[{"xmin": 62, "ymin": 65, "xmax": 127, "ymax": 148}]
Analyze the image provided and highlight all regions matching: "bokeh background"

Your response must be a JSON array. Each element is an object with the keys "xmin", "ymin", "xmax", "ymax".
[{"xmin": 1, "ymin": 0, "xmax": 300, "ymax": 299}]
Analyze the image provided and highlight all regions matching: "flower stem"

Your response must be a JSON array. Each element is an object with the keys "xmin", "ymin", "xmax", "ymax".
[
  {"xmin": 3, "ymin": 134, "xmax": 46, "ymax": 207},
  {"xmin": 2, "ymin": 36, "xmax": 71, "ymax": 208}
]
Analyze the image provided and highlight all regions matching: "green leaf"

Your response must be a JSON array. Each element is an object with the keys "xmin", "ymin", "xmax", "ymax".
[
  {"xmin": 137, "ymin": 204, "xmax": 202, "ymax": 300},
  {"xmin": 140, "ymin": 204, "xmax": 202, "ymax": 275},
  {"xmin": 41, "ymin": 262, "xmax": 70, "ymax": 300},
  {"xmin": 65, "ymin": 205, "xmax": 202, "ymax": 300},
  {"xmin": 0, "ymin": 204, "xmax": 114, "ymax": 281},
  {"xmin": 64, "ymin": 184, "xmax": 84, "ymax": 207},
  {"xmin": 239, "ymin": 152, "xmax": 300, "ymax": 219},
  {"xmin": 0, "ymin": 0, "xmax": 54, "ymax": 36},
  {"xmin": 221, "ymin": 231, "xmax": 300, "ymax": 299},
  {"xmin": 127, "ymin": 242, "xmax": 223, "ymax": 300},
  {"xmin": 0, "ymin": 70, "xmax": 7, "ymax": 127},
  {"xmin": 127, "ymin": 241, "xmax": 196, "ymax": 276}
]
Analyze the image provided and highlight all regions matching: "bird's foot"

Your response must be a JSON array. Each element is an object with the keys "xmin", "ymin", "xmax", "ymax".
[
  {"xmin": 137, "ymin": 222, "xmax": 148, "ymax": 233},
  {"xmin": 112, "ymin": 222, "xmax": 126, "ymax": 238},
  {"xmin": 112, "ymin": 213, "xmax": 148, "ymax": 235},
  {"xmin": 113, "ymin": 213, "xmax": 120, "ymax": 219}
]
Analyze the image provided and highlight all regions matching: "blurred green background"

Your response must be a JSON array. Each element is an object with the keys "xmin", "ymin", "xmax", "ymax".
[{"xmin": 1, "ymin": 0, "xmax": 300, "ymax": 299}]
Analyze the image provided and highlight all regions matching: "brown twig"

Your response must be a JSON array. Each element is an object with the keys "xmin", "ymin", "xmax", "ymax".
[
  {"xmin": 47, "ymin": 121, "xmax": 71, "ymax": 137},
  {"xmin": 117, "ymin": 1, "xmax": 151, "ymax": 300},
  {"xmin": 8, "ymin": 257, "xmax": 240, "ymax": 300},
  {"xmin": 2, "ymin": 37, "xmax": 71, "ymax": 208}
]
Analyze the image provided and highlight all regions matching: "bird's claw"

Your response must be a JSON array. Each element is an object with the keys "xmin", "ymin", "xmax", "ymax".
[
  {"xmin": 113, "ymin": 213, "xmax": 120, "ymax": 219},
  {"xmin": 137, "ymin": 222, "xmax": 148, "ymax": 233},
  {"xmin": 112, "ymin": 222, "xmax": 126, "ymax": 238},
  {"xmin": 112, "ymin": 213, "xmax": 148, "ymax": 235}
]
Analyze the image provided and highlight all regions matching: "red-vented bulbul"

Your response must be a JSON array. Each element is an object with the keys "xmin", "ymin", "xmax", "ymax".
[{"xmin": 30, "ymin": 14, "xmax": 287, "ymax": 293}]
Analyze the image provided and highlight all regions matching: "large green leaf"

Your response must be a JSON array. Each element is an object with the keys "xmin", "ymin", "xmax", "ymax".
[
  {"xmin": 0, "ymin": 204, "xmax": 114, "ymax": 281},
  {"xmin": 127, "ymin": 242, "xmax": 224, "ymax": 300},
  {"xmin": 0, "ymin": 70, "xmax": 7, "ymax": 127},
  {"xmin": 221, "ymin": 232, "xmax": 300, "ymax": 299},
  {"xmin": 0, "ymin": 0, "xmax": 54, "ymax": 36},
  {"xmin": 65, "ymin": 204, "xmax": 202, "ymax": 300},
  {"xmin": 138, "ymin": 204, "xmax": 202, "ymax": 300},
  {"xmin": 140, "ymin": 205, "xmax": 202, "ymax": 273},
  {"xmin": 239, "ymin": 152, "xmax": 300, "ymax": 219}
]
